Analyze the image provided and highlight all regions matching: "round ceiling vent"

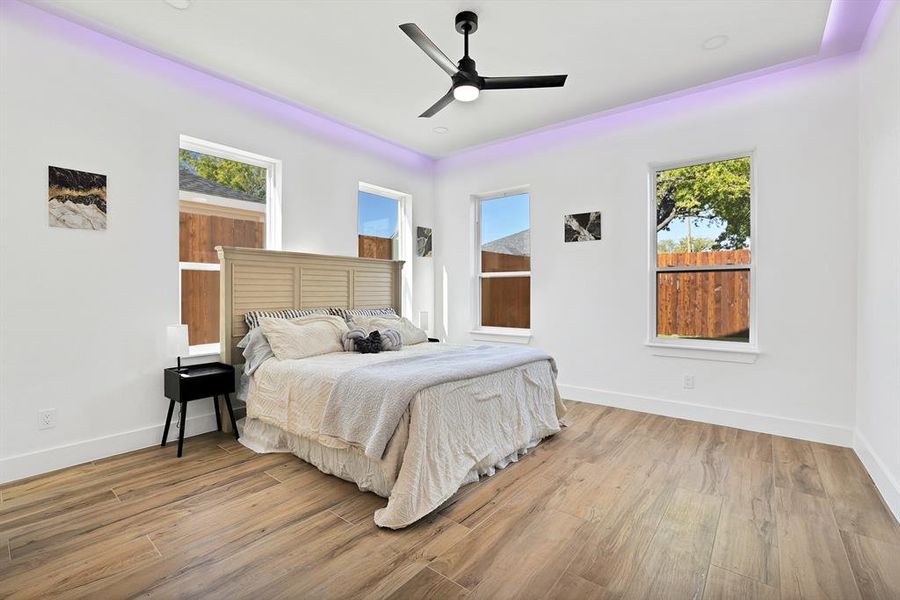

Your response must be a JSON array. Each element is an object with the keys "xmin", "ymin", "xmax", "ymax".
[
  {"xmin": 163, "ymin": 0, "xmax": 193, "ymax": 10},
  {"xmin": 702, "ymin": 35, "xmax": 729, "ymax": 50}
]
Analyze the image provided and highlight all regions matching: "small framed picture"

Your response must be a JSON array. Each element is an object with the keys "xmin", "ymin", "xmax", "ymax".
[
  {"xmin": 48, "ymin": 166, "xmax": 107, "ymax": 230},
  {"xmin": 564, "ymin": 211, "xmax": 600, "ymax": 242},
  {"xmin": 416, "ymin": 226, "xmax": 433, "ymax": 257}
]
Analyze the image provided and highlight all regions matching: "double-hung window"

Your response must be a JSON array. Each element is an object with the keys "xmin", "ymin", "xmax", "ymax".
[
  {"xmin": 178, "ymin": 135, "xmax": 281, "ymax": 354},
  {"xmin": 358, "ymin": 187, "xmax": 400, "ymax": 260},
  {"xmin": 476, "ymin": 190, "xmax": 531, "ymax": 330},
  {"xmin": 356, "ymin": 182, "xmax": 413, "ymax": 316},
  {"xmin": 652, "ymin": 155, "xmax": 754, "ymax": 349}
]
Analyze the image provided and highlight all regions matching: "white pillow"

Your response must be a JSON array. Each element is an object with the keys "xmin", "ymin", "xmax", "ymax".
[
  {"xmin": 259, "ymin": 315, "xmax": 348, "ymax": 360},
  {"xmin": 354, "ymin": 316, "xmax": 427, "ymax": 346}
]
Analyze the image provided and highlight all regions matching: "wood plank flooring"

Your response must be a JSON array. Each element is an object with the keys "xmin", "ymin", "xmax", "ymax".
[{"xmin": 1, "ymin": 402, "xmax": 897, "ymax": 599}]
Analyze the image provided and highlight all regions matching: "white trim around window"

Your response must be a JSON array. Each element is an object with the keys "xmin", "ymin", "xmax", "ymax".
[
  {"xmin": 180, "ymin": 134, "xmax": 282, "ymax": 251},
  {"xmin": 178, "ymin": 135, "xmax": 283, "ymax": 353},
  {"xmin": 646, "ymin": 151, "xmax": 759, "ymax": 358},
  {"xmin": 357, "ymin": 181, "xmax": 414, "ymax": 318},
  {"xmin": 471, "ymin": 185, "xmax": 532, "ymax": 336}
]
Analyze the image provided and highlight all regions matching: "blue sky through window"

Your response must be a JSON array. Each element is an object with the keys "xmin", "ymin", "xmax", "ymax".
[
  {"xmin": 481, "ymin": 193, "xmax": 529, "ymax": 244},
  {"xmin": 657, "ymin": 217, "xmax": 726, "ymax": 243},
  {"xmin": 358, "ymin": 191, "xmax": 398, "ymax": 238}
]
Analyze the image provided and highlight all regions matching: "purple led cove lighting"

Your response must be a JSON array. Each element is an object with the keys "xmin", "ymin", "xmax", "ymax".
[
  {"xmin": 861, "ymin": 0, "xmax": 897, "ymax": 52},
  {"xmin": 439, "ymin": 0, "xmax": 883, "ymax": 168},
  {"xmin": 2, "ymin": 0, "xmax": 434, "ymax": 170},
  {"xmin": 820, "ymin": 0, "xmax": 882, "ymax": 56}
]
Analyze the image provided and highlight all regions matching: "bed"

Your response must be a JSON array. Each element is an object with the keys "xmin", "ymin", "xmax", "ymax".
[{"xmin": 216, "ymin": 246, "xmax": 564, "ymax": 529}]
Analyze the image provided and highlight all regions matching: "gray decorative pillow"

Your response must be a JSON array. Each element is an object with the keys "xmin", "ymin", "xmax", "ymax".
[
  {"xmin": 342, "ymin": 328, "xmax": 368, "ymax": 352},
  {"xmin": 244, "ymin": 307, "xmax": 329, "ymax": 330},
  {"xmin": 380, "ymin": 329, "xmax": 403, "ymax": 351},
  {"xmin": 238, "ymin": 327, "xmax": 275, "ymax": 375},
  {"xmin": 342, "ymin": 327, "xmax": 403, "ymax": 352}
]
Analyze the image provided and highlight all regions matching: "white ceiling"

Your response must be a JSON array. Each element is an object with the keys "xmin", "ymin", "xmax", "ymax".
[{"xmin": 31, "ymin": 0, "xmax": 832, "ymax": 157}]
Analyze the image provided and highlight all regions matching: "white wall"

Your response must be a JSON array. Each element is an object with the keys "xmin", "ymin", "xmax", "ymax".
[
  {"xmin": 855, "ymin": 2, "xmax": 900, "ymax": 519},
  {"xmin": 0, "ymin": 1, "xmax": 434, "ymax": 482},
  {"xmin": 1, "ymin": 0, "xmax": 897, "ymax": 510},
  {"xmin": 434, "ymin": 56, "xmax": 861, "ymax": 445}
]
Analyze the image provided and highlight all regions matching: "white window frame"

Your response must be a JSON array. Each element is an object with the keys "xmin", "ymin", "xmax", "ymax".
[
  {"xmin": 357, "ymin": 181, "xmax": 413, "ymax": 319},
  {"xmin": 179, "ymin": 135, "xmax": 283, "ymax": 355},
  {"xmin": 646, "ymin": 151, "xmax": 758, "ymax": 357},
  {"xmin": 470, "ymin": 185, "xmax": 532, "ymax": 342}
]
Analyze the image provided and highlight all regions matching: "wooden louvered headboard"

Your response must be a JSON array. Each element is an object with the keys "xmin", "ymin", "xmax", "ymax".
[{"xmin": 216, "ymin": 246, "xmax": 403, "ymax": 365}]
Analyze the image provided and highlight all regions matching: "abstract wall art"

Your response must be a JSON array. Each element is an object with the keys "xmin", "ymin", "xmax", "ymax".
[
  {"xmin": 564, "ymin": 211, "xmax": 601, "ymax": 242},
  {"xmin": 416, "ymin": 226, "xmax": 433, "ymax": 257},
  {"xmin": 48, "ymin": 166, "xmax": 107, "ymax": 230}
]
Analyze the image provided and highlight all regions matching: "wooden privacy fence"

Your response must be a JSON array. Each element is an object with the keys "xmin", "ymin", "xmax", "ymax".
[
  {"xmin": 358, "ymin": 235, "xmax": 394, "ymax": 260},
  {"xmin": 480, "ymin": 251, "xmax": 531, "ymax": 329},
  {"xmin": 180, "ymin": 210, "xmax": 265, "ymax": 346},
  {"xmin": 656, "ymin": 249, "xmax": 751, "ymax": 341}
]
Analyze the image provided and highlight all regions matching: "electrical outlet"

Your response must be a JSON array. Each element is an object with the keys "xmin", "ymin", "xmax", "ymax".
[
  {"xmin": 683, "ymin": 375, "xmax": 695, "ymax": 390},
  {"xmin": 38, "ymin": 408, "xmax": 57, "ymax": 430}
]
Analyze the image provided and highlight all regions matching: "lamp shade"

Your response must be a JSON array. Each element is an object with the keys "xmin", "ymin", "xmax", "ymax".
[{"xmin": 166, "ymin": 324, "xmax": 189, "ymax": 358}]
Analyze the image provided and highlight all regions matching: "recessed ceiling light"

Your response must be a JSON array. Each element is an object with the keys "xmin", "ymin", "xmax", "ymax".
[
  {"xmin": 163, "ymin": 0, "xmax": 192, "ymax": 9},
  {"xmin": 702, "ymin": 34, "xmax": 729, "ymax": 51},
  {"xmin": 433, "ymin": 126, "xmax": 449, "ymax": 134}
]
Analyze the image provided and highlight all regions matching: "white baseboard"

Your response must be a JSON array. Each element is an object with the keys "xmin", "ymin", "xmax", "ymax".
[
  {"xmin": 558, "ymin": 384, "xmax": 854, "ymax": 447},
  {"xmin": 0, "ymin": 412, "xmax": 219, "ymax": 484},
  {"xmin": 853, "ymin": 429, "xmax": 900, "ymax": 522}
]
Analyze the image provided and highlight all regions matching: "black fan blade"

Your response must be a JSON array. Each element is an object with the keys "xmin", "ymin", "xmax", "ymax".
[
  {"xmin": 400, "ymin": 23, "xmax": 459, "ymax": 77},
  {"xmin": 482, "ymin": 74, "xmax": 568, "ymax": 90},
  {"xmin": 419, "ymin": 88, "xmax": 455, "ymax": 118}
]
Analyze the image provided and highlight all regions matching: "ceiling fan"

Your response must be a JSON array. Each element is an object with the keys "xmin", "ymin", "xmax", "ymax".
[{"xmin": 400, "ymin": 11, "xmax": 568, "ymax": 118}]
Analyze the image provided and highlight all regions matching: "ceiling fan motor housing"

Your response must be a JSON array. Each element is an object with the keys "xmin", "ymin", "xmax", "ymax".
[
  {"xmin": 455, "ymin": 11, "xmax": 478, "ymax": 35},
  {"xmin": 457, "ymin": 56, "xmax": 478, "ymax": 77}
]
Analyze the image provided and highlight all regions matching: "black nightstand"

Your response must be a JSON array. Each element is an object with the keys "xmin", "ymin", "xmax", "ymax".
[{"xmin": 162, "ymin": 362, "xmax": 238, "ymax": 457}]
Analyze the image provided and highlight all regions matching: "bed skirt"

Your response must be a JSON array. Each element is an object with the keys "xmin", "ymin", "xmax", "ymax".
[{"xmin": 240, "ymin": 416, "xmax": 544, "ymax": 507}]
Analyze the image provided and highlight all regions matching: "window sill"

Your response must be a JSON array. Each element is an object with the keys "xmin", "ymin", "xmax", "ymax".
[
  {"xmin": 645, "ymin": 341, "xmax": 759, "ymax": 364},
  {"xmin": 469, "ymin": 328, "xmax": 532, "ymax": 344},
  {"xmin": 188, "ymin": 343, "xmax": 221, "ymax": 359}
]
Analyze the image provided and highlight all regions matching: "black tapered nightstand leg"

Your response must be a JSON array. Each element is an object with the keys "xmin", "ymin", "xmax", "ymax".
[
  {"xmin": 224, "ymin": 393, "xmax": 239, "ymax": 440},
  {"xmin": 161, "ymin": 400, "xmax": 175, "ymax": 447},
  {"xmin": 213, "ymin": 395, "xmax": 222, "ymax": 432},
  {"xmin": 177, "ymin": 401, "xmax": 187, "ymax": 458}
]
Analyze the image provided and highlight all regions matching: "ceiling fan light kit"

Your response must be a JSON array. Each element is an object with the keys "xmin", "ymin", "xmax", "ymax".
[
  {"xmin": 453, "ymin": 83, "xmax": 479, "ymax": 102},
  {"xmin": 400, "ymin": 11, "xmax": 568, "ymax": 117}
]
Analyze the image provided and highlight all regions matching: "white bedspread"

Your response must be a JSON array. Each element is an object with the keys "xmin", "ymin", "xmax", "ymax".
[{"xmin": 246, "ymin": 343, "xmax": 565, "ymax": 528}]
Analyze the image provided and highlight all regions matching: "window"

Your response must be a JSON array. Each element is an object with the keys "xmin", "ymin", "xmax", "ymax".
[
  {"xmin": 356, "ymin": 182, "xmax": 413, "ymax": 316},
  {"xmin": 476, "ymin": 190, "xmax": 531, "ymax": 330},
  {"xmin": 178, "ymin": 135, "xmax": 281, "ymax": 353},
  {"xmin": 652, "ymin": 155, "xmax": 753, "ymax": 347},
  {"xmin": 358, "ymin": 188, "xmax": 400, "ymax": 260}
]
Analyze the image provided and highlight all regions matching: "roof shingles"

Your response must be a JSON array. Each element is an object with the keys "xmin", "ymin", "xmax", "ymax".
[
  {"xmin": 178, "ymin": 168, "xmax": 264, "ymax": 204},
  {"xmin": 482, "ymin": 230, "xmax": 530, "ymax": 256}
]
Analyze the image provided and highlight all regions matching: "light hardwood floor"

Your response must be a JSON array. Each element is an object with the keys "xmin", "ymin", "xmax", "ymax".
[{"xmin": 1, "ymin": 402, "xmax": 898, "ymax": 599}]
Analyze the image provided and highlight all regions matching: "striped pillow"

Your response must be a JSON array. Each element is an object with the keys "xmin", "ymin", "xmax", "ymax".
[
  {"xmin": 244, "ymin": 308, "xmax": 330, "ymax": 330},
  {"xmin": 329, "ymin": 307, "xmax": 398, "ymax": 322}
]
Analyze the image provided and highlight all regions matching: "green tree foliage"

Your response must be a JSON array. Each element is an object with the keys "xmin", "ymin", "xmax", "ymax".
[
  {"xmin": 179, "ymin": 150, "xmax": 266, "ymax": 200},
  {"xmin": 657, "ymin": 237, "xmax": 714, "ymax": 254},
  {"xmin": 656, "ymin": 157, "xmax": 750, "ymax": 250}
]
